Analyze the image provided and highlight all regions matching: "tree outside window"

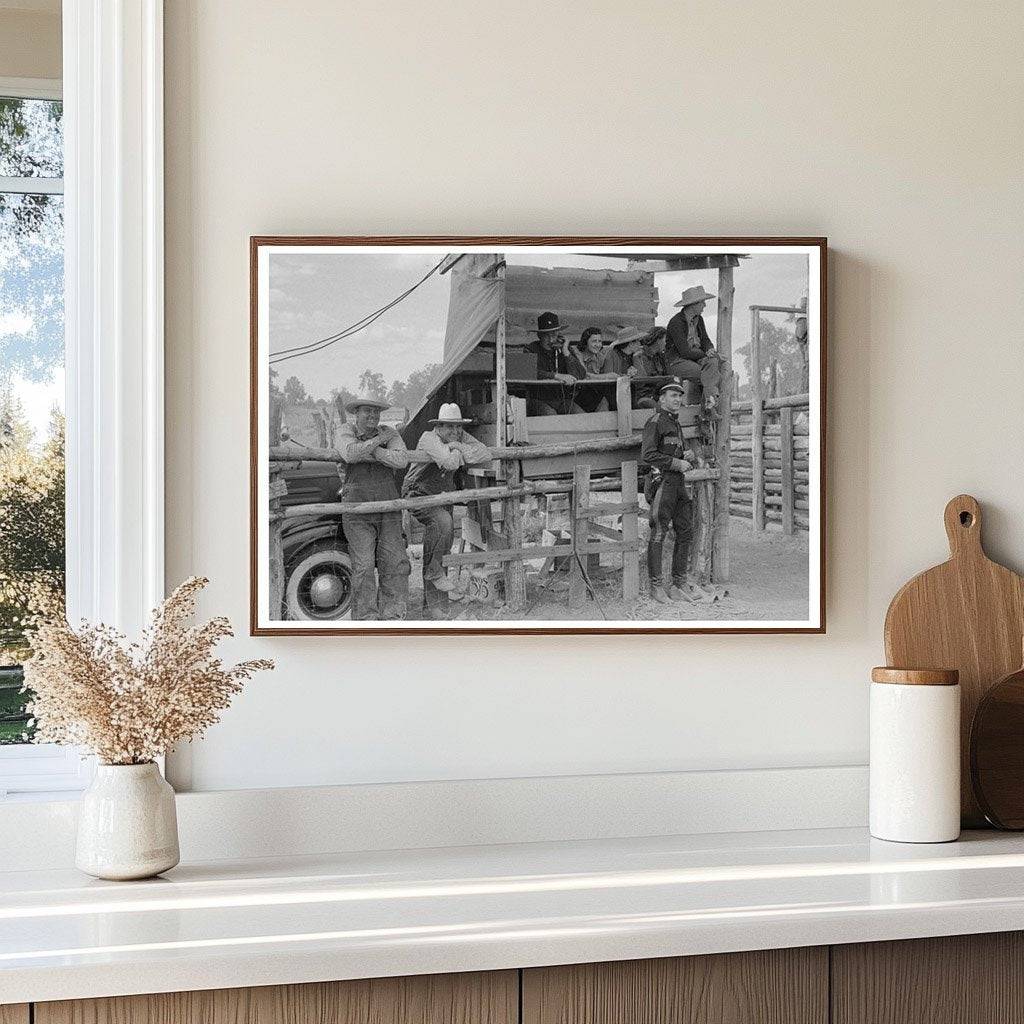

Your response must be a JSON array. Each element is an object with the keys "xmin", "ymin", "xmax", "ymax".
[{"xmin": 0, "ymin": 95, "xmax": 65, "ymax": 744}]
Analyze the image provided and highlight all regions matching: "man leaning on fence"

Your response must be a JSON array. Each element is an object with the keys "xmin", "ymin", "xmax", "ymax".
[
  {"xmin": 402, "ymin": 403, "xmax": 490, "ymax": 604},
  {"xmin": 338, "ymin": 395, "xmax": 411, "ymax": 620}
]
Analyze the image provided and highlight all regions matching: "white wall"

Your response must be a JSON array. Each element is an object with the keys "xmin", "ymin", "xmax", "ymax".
[{"xmin": 164, "ymin": 0, "xmax": 1024, "ymax": 792}]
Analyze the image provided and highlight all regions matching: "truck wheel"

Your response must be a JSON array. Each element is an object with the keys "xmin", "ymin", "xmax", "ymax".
[{"xmin": 285, "ymin": 544, "xmax": 353, "ymax": 620}]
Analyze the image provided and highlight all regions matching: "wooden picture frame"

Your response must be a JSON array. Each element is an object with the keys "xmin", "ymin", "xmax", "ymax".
[{"xmin": 251, "ymin": 237, "xmax": 826, "ymax": 635}]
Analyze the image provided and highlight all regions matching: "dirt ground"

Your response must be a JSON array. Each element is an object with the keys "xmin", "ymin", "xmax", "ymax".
[{"xmin": 407, "ymin": 516, "xmax": 810, "ymax": 623}]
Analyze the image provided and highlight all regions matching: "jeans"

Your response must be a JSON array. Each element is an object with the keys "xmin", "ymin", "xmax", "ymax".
[
  {"xmin": 668, "ymin": 353, "xmax": 723, "ymax": 400},
  {"xmin": 343, "ymin": 511, "xmax": 410, "ymax": 620},
  {"xmin": 412, "ymin": 506, "xmax": 454, "ymax": 582},
  {"xmin": 647, "ymin": 473, "xmax": 693, "ymax": 588}
]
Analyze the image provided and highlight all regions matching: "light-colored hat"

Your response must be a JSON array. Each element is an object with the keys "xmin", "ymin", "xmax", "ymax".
[
  {"xmin": 673, "ymin": 285, "xmax": 716, "ymax": 308},
  {"xmin": 345, "ymin": 394, "xmax": 389, "ymax": 412},
  {"xmin": 607, "ymin": 324, "xmax": 646, "ymax": 348},
  {"xmin": 659, "ymin": 377, "xmax": 685, "ymax": 396},
  {"xmin": 429, "ymin": 402, "xmax": 474, "ymax": 425}
]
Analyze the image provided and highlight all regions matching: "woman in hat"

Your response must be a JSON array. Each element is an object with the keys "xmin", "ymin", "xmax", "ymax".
[
  {"xmin": 630, "ymin": 327, "xmax": 671, "ymax": 408},
  {"xmin": 665, "ymin": 285, "xmax": 723, "ymax": 410}
]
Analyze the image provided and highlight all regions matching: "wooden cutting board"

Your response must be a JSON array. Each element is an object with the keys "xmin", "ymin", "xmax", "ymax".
[{"xmin": 884, "ymin": 494, "xmax": 1024, "ymax": 826}]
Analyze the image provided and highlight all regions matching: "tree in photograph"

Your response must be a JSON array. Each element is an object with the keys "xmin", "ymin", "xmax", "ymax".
[
  {"xmin": 734, "ymin": 315, "xmax": 804, "ymax": 400},
  {"xmin": 282, "ymin": 375, "xmax": 308, "ymax": 405},
  {"xmin": 357, "ymin": 369, "xmax": 388, "ymax": 402}
]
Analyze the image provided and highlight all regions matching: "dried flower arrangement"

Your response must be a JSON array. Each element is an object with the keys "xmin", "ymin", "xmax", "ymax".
[{"xmin": 22, "ymin": 577, "xmax": 273, "ymax": 765}]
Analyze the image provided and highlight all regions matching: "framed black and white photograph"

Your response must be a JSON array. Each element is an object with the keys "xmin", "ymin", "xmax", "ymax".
[{"xmin": 251, "ymin": 237, "xmax": 826, "ymax": 635}]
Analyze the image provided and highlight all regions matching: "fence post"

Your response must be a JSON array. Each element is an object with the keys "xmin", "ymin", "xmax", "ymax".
[
  {"xmin": 615, "ymin": 376, "xmax": 632, "ymax": 437},
  {"xmin": 713, "ymin": 264, "xmax": 735, "ymax": 580},
  {"xmin": 569, "ymin": 464, "xmax": 592, "ymax": 609},
  {"xmin": 268, "ymin": 467, "xmax": 288, "ymax": 620},
  {"xmin": 780, "ymin": 405, "xmax": 795, "ymax": 535},
  {"xmin": 621, "ymin": 460, "xmax": 639, "ymax": 602},
  {"xmin": 751, "ymin": 395, "xmax": 765, "ymax": 531},
  {"xmin": 502, "ymin": 458, "xmax": 527, "ymax": 611}
]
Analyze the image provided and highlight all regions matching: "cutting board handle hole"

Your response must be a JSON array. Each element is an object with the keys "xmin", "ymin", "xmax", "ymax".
[{"xmin": 960, "ymin": 511, "xmax": 974, "ymax": 527}]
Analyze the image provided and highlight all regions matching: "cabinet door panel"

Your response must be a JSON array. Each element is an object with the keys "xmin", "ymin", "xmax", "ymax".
[
  {"xmin": 832, "ymin": 932, "xmax": 1024, "ymax": 1024},
  {"xmin": 0, "ymin": 1006, "xmax": 29, "ymax": 1024},
  {"xmin": 523, "ymin": 948, "xmax": 828, "ymax": 1024},
  {"xmin": 36, "ymin": 970, "xmax": 517, "ymax": 1024}
]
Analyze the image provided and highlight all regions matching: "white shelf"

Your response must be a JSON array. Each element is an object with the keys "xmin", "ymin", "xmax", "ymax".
[{"xmin": 4, "ymin": 827, "xmax": 1024, "ymax": 1004}]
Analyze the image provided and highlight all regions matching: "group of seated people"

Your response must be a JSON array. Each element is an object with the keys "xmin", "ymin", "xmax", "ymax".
[{"xmin": 522, "ymin": 285, "xmax": 725, "ymax": 417}]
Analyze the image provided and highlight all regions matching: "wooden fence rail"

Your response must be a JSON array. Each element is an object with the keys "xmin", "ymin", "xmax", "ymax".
[
  {"xmin": 729, "ymin": 391, "xmax": 809, "ymax": 534},
  {"xmin": 267, "ymin": 431, "xmax": 720, "ymax": 618}
]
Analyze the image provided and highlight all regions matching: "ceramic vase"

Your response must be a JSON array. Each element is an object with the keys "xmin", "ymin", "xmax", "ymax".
[{"xmin": 76, "ymin": 762, "xmax": 180, "ymax": 880}]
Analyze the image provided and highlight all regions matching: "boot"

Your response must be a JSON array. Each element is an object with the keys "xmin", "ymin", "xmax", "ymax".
[
  {"xmin": 651, "ymin": 585, "xmax": 671, "ymax": 605},
  {"xmin": 668, "ymin": 584, "xmax": 695, "ymax": 603}
]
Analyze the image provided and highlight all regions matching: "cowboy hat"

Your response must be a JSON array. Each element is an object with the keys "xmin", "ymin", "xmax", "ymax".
[
  {"xmin": 344, "ymin": 394, "xmax": 389, "ymax": 412},
  {"xmin": 429, "ymin": 402, "xmax": 474, "ymax": 426},
  {"xmin": 607, "ymin": 324, "xmax": 647, "ymax": 348},
  {"xmin": 535, "ymin": 311, "xmax": 568, "ymax": 334},
  {"xmin": 659, "ymin": 377, "xmax": 685, "ymax": 396},
  {"xmin": 673, "ymin": 285, "xmax": 716, "ymax": 308}
]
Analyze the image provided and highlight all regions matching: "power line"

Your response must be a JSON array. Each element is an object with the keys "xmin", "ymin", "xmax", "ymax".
[{"xmin": 269, "ymin": 256, "xmax": 446, "ymax": 366}]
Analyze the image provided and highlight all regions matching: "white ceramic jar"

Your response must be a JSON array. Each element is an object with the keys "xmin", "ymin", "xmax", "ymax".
[
  {"xmin": 76, "ymin": 762, "xmax": 180, "ymax": 880},
  {"xmin": 869, "ymin": 667, "xmax": 961, "ymax": 843}
]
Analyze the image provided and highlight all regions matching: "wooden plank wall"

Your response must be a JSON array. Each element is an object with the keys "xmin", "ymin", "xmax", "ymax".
[
  {"xmin": 35, "ymin": 972, "xmax": 517, "ymax": 1024},
  {"xmin": 522, "ymin": 949, "xmax": 828, "ymax": 1024},
  {"xmin": 504, "ymin": 265, "xmax": 658, "ymax": 347}
]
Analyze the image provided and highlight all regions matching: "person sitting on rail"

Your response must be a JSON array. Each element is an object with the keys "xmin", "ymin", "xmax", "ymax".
[
  {"xmin": 523, "ymin": 311, "xmax": 584, "ymax": 416},
  {"xmin": 402, "ymin": 403, "xmax": 490, "ymax": 600},
  {"xmin": 665, "ymin": 285, "xmax": 724, "ymax": 411},
  {"xmin": 630, "ymin": 327, "xmax": 671, "ymax": 408}
]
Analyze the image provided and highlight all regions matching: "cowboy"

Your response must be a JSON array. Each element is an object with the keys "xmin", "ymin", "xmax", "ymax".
[
  {"xmin": 665, "ymin": 285, "xmax": 723, "ymax": 409},
  {"xmin": 640, "ymin": 378, "xmax": 697, "ymax": 605},
  {"xmin": 524, "ymin": 311, "xmax": 584, "ymax": 416},
  {"xmin": 402, "ymin": 403, "xmax": 490, "ymax": 603},
  {"xmin": 631, "ymin": 327, "xmax": 671, "ymax": 407},
  {"xmin": 337, "ymin": 394, "xmax": 410, "ymax": 620}
]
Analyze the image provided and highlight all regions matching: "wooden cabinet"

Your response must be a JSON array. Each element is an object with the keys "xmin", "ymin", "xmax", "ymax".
[
  {"xmin": 522, "ymin": 948, "xmax": 828, "ymax": 1024},
  {"xmin": 23, "ymin": 932, "xmax": 1024, "ymax": 1024},
  {"xmin": 34, "ymin": 971, "xmax": 517, "ymax": 1024},
  {"xmin": 832, "ymin": 932, "xmax": 1024, "ymax": 1024}
]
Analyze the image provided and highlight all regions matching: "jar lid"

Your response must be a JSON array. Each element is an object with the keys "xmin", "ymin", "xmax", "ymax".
[{"xmin": 871, "ymin": 667, "xmax": 959, "ymax": 686}]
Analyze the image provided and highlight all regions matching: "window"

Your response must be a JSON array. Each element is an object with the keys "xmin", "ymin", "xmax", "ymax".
[{"xmin": 0, "ymin": 80, "xmax": 85, "ymax": 797}]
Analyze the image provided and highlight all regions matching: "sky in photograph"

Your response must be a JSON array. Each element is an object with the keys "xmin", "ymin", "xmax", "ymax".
[{"xmin": 269, "ymin": 250, "xmax": 810, "ymax": 399}]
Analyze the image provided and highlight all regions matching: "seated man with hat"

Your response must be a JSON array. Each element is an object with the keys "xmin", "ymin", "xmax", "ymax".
[
  {"xmin": 640, "ymin": 377, "xmax": 700, "ymax": 606},
  {"xmin": 524, "ymin": 311, "xmax": 584, "ymax": 416},
  {"xmin": 665, "ymin": 285, "xmax": 724, "ymax": 410},
  {"xmin": 337, "ymin": 394, "xmax": 411, "ymax": 620},
  {"xmin": 403, "ymin": 403, "xmax": 490, "ymax": 604}
]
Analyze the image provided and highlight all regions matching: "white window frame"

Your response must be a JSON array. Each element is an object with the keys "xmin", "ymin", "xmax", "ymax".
[{"xmin": 0, "ymin": 1, "xmax": 165, "ymax": 798}]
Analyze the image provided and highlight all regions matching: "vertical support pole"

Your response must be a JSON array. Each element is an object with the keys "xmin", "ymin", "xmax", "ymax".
[
  {"xmin": 569, "ymin": 464, "xmax": 591, "ymax": 609},
  {"xmin": 502, "ymin": 459, "xmax": 527, "ymax": 611},
  {"xmin": 495, "ymin": 260, "xmax": 508, "ymax": 450},
  {"xmin": 750, "ymin": 307, "xmax": 765, "ymax": 531},
  {"xmin": 615, "ymin": 375, "xmax": 632, "ymax": 437},
  {"xmin": 712, "ymin": 264, "xmax": 734, "ymax": 581},
  {"xmin": 621, "ymin": 460, "xmax": 639, "ymax": 602},
  {"xmin": 268, "ymin": 467, "xmax": 287, "ymax": 621},
  {"xmin": 780, "ymin": 405, "xmax": 795, "ymax": 536}
]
